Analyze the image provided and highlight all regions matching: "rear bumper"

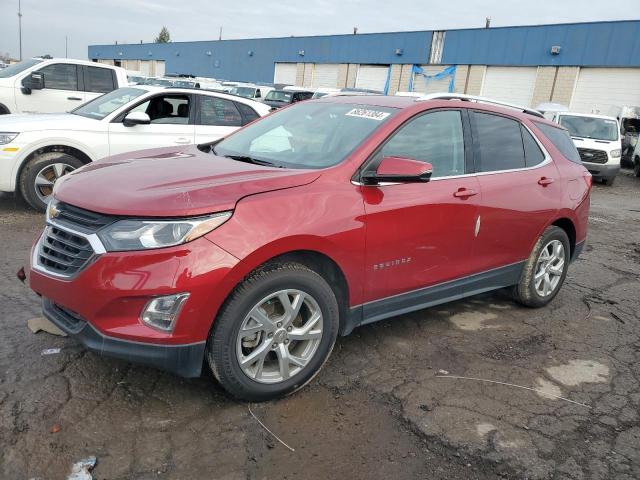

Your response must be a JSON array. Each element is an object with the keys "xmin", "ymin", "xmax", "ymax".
[
  {"xmin": 583, "ymin": 162, "xmax": 620, "ymax": 179},
  {"xmin": 42, "ymin": 298, "xmax": 206, "ymax": 377}
]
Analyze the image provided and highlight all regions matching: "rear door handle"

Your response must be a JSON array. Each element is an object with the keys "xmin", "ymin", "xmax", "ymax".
[
  {"xmin": 67, "ymin": 96, "xmax": 82, "ymax": 101},
  {"xmin": 538, "ymin": 177, "xmax": 555, "ymax": 186},
  {"xmin": 175, "ymin": 138, "xmax": 191, "ymax": 144},
  {"xmin": 453, "ymin": 187, "xmax": 478, "ymax": 199}
]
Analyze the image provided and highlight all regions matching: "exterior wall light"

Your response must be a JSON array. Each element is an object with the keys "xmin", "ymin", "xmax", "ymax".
[
  {"xmin": 206, "ymin": 51, "xmax": 212, "ymax": 56},
  {"xmin": 248, "ymin": 50, "xmax": 254, "ymax": 56},
  {"xmin": 298, "ymin": 49, "xmax": 305, "ymax": 56},
  {"xmin": 551, "ymin": 45, "xmax": 561, "ymax": 55},
  {"xmin": 148, "ymin": 51, "xmax": 153, "ymax": 56},
  {"xmin": 395, "ymin": 48, "xmax": 404, "ymax": 56}
]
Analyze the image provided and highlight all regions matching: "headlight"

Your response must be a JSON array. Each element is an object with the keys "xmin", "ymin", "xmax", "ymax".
[
  {"xmin": 98, "ymin": 211, "xmax": 232, "ymax": 251},
  {"xmin": 610, "ymin": 149, "xmax": 621, "ymax": 158},
  {"xmin": 0, "ymin": 132, "xmax": 18, "ymax": 145}
]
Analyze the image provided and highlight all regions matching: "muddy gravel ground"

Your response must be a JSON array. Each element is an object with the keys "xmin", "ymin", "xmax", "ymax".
[{"xmin": 1, "ymin": 171, "xmax": 640, "ymax": 480}]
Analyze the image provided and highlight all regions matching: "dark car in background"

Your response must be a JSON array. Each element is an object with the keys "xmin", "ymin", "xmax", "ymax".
[{"xmin": 262, "ymin": 89, "xmax": 314, "ymax": 108}]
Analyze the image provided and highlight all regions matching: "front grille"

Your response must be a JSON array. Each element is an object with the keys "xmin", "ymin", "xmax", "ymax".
[
  {"xmin": 54, "ymin": 202, "xmax": 115, "ymax": 233},
  {"xmin": 577, "ymin": 148, "xmax": 608, "ymax": 164},
  {"xmin": 38, "ymin": 226, "xmax": 94, "ymax": 276}
]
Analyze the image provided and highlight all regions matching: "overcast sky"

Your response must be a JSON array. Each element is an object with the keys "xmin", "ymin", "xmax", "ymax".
[{"xmin": 0, "ymin": 0, "xmax": 633, "ymax": 60}]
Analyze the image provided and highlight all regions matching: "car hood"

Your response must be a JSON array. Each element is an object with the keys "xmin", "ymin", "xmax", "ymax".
[
  {"xmin": 0, "ymin": 113, "xmax": 96, "ymax": 132},
  {"xmin": 54, "ymin": 145, "xmax": 321, "ymax": 217}
]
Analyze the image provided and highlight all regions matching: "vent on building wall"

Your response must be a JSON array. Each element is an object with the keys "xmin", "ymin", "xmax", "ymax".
[{"xmin": 429, "ymin": 31, "xmax": 446, "ymax": 64}]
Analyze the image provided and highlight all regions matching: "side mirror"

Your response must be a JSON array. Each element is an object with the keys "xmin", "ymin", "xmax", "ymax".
[
  {"xmin": 363, "ymin": 156, "xmax": 433, "ymax": 185},
  {"xmin": 21, "ymin": 72, "xmax": 45, "ymax": 94},
  {"xmin": 123, "ymin": 111, "xmax": 151, "ymax": 127}
]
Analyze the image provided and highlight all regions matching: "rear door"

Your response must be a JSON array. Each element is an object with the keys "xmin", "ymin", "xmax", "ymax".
[
  {"xmin": 108, "ymin": 93, "xmax": 195, "ymax": 155},
  {"xmin": 15, "ymin": 63, "xmax": 85, "ymax": 113},
  {"xmin": 82, "ymin": 65, "xmax": 117, "ymax": 102},
  {"xmin": 470, "ymin": 111, "xmax": 561, "ymax": 272},
  {"xmin": 361, "ymin": 109, "xmax": 481, "ymax": 306},
  {"xmin": 193, "ymin": 95, "xmax": 247, "ymax": 144}
]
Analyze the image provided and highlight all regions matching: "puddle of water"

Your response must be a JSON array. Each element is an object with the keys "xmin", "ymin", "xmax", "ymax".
[{"xmin": 546, "ymin": 360, "xmax": 609, "ymax": 386}]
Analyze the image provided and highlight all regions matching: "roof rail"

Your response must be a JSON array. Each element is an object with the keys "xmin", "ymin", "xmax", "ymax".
[{"xmin": 415, "ymin": 93, "xmax": 544, "ymax": 118}]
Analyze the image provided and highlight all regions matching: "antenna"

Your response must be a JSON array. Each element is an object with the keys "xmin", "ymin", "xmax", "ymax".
[{"xmin": 18, "ymin": 0, "xmax": 23, "ymax": 61}]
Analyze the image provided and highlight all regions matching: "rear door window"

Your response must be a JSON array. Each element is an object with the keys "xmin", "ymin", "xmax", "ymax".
[
  {"xmin": 535, "ymin": 123, "xmax": 582, "ymax": 164},
  {"xmin": 37, "ymin": 63, "xmax": 78, "ymax": 91},
  {"xmin": 197, "ymin": 96, "xmax": 243, "ymax": 126},
  {"xmin": 83, "ymin": 66, "xmax": 116, "ymax": 93},
  {"xmin": 471, "ymin": 112, "xmax": 526, "ymax": 172},
  {"xmin": 235, "ymin": 102, "xmax": 260, "ymax": 125}
]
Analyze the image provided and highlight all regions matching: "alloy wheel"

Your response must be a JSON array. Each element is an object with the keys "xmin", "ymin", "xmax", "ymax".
[
  {"xmin": 534, "ymin": 239, "xmax": 565, "ymax": 297},
  {"xmin": 34, "ymin": 163, "xmax": 76, "ymax": 204},
  {"xmin": 236, "ymin": 289, "xmax": 323, "ymax": 384}
]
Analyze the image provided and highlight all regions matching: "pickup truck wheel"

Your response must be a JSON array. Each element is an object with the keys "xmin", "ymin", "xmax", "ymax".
[
  {"xmin": 602, "ymin": 176, "xmax": 616, "ymax": 186},
  {"xmin": 512, "ymin": 226, "xmax": 570, "ymax": 308},
  {"xmin": 635, "ymin": 158, "xmax": 640, "ymax": 177},
  {"xmin": 19, "ymin": 152, "xmax": 84, "ymax": 211},
  {"xmin": 207, "ymin": 262, "xmax": 339, "ymax": 401}
]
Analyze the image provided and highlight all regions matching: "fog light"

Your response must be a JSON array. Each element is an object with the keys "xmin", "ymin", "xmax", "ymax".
[{"xmin": 140, "ymin": 293, "xmax": 190, "ymax": 332}]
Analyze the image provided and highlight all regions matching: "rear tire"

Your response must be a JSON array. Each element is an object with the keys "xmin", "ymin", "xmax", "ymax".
[
  {"xmin": 602, "ymin": 176, "xmax": 616, "ymax": 186},
  {"xmin": 635, "ymin": 158, "xmax": 640, "ymax": 177},
  {"xmin": 19, "ymin": 152, "xmax": 84, "ymax": 211},
  {"xmin": 512, "ymin": 226, "xmax": 570, "ymax": 308},
  {"xmin": 207, "ymin": 262, "xmax": 339, "ymax": 401}
]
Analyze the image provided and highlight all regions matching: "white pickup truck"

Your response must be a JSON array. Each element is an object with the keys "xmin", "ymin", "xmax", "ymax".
[{"xmin": 0, "ymin": 58, "xmax": 128, "ymax": 115}]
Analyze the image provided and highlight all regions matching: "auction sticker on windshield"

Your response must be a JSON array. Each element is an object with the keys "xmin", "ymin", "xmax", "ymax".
[{"xmin": 346, "ymin": 108, "xmax": 391, "ymax": 121}]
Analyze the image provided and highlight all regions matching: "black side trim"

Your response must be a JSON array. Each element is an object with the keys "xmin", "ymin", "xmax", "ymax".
[
  {"xmin": 42, "ymin": 298, "xmax": 205, "ymax": 378},
  {"xmin": 341, "ymin": 262, "xmax": 525, "ymax": 335}
]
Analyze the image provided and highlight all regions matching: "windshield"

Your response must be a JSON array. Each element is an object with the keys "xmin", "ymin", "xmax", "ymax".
[
  {"xmin": 213, "ymin": 102, "xmax": 397, "ymax": 169},
  {"xmin": 265, "ymin": 90, "xmax": 293, "ymax": 102},
  {"xmin": 231, "ymin": 86, "xmax": 256, "ymax": 98},
  {"xmin": 72, "ymin": 87, "xmax": 146, "ymax": 120},
  {"xmin": 0, "ymin": 58, "xmax": 43, "ymax": 78},
  {"xmin": 559, "ymin": 115, "xmax": 619, "ymax": 142}
]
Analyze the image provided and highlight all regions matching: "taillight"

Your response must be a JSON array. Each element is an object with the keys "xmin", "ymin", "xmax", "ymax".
[{"xmin": 584, "ymin": 171, "xmax": 593, "ymax": 189}]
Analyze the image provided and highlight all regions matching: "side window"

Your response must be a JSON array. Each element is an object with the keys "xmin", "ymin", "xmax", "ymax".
[
  {"xmin": 235, "ymin": 102, "xmax": 260, "ymax": 125},
  {"xmin": 535, "ymin": 123, "xmax": 582, "ymax": 164},
  {"xmin": 129, "ymin": 94, "xmax": 191, "ymax": 124},
  {"xmin": 376, "ymin": 110, "xmax": 465, "ymax": 178},
  {"xmin": 472, "ymin": 112, "xmax": 525, "ymax": 172},
  {"xmin": 84, "ymin": 66, "xmax": 115, "ymax": 93},
  {"xmin": 521, "ymin": 126, "xmax": 545, "ymax": 167},
  {"xmin": 197, "ymin": 96, "xmax": 242, "ymax": 127},
  {"xmin": 37, "ymin": 63, "xmax": 78, "ymax": 91}
]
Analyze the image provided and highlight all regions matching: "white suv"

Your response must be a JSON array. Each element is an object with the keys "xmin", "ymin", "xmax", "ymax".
[
  {"xmin": 0, "ymin": 86, "xmax": 271, "ymax": 210},
  {"xmin": 551, "ymin": 112, "xmax": 622, "ymax": 186},
  {"xmin": 0, "ymin": 58, "xmax": 128, "ymax": 115}
]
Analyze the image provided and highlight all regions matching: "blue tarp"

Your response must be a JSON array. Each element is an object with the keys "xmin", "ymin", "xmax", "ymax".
[{"xmin": 409, "ymin": 65, "xmax": 457, "ymax": 93}]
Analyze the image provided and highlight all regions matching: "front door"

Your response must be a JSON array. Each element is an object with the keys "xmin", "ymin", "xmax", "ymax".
[
  {"xmin": 360, "ymin": 110, "xmax": 481, "ymax": 310},
  {"xmin": 15, "ymin": 63, "xmax": 85, "ymax": 113},
  {"xmin": 108, "ymin": 93, "xmax": 195, "ymax": 156},
  {"xmin": 194, "ymin": 95, "xmax": 245, "ymax": 144}
]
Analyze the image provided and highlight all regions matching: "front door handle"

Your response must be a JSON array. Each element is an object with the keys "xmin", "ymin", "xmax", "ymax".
[
  {"xmin": 538, "ymin": 177, "xmax": 555, "ymax": 186},
  {"xmin": 174, "ymin": 138, "xmax": 191, "ymax": 144},
  {"xmin": 67, "ymin": 96, "xmax": 82, "ymax": 101},
  {"xmin": 453, "ymin": 187, "xmax": 478, "ymax": 199}
]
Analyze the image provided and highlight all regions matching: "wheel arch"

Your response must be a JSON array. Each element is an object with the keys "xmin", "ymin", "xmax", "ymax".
[
  {"xmin": 0, "ymin": 103, "xmax": 10, "ymax": 115},
  {"xmin": 16, "ymin": 144, "xmax": 94, "ymax": 194},
  {"xmin": 212, "ymin": 244, "xmax": 355, "ymax": 338},
  {"xmin": 550, "ymin": 217, "xmax": 577, "ymax": 258}
]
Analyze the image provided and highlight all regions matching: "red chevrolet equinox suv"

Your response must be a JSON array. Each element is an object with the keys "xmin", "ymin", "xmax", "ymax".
[{"xmin": 28, "ymin": 94, "xmax": 591, "ymax": 400}]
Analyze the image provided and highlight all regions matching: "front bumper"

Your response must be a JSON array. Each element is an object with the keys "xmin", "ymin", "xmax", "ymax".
[
  {"xmin": 42, "ymin": 298, "xmax": 206, "ymax": 377},
  {"xmin": 0, "ymin": 143, "xmax": 22, "ymax": 192},
  {"xmin": 583, "ymin": 162, "xmax": 620, "ymax": 179},
  {"xmin": 29, "ymin": 233, "xmax": 240, "ymax": 377}
]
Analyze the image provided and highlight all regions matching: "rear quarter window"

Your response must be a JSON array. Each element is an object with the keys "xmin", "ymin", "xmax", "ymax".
[{"xmin": 535, "ymin": 123, "xmax": 582, "ymax": 164}]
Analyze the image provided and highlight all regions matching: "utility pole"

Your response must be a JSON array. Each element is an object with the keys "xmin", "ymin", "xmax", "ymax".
[
  {"xmin": 218, "ymin": 27, "xmax": 222, "ymax": 41},
  {"xmin": 65, "ymin": 36, "xmax": 68, "ymax": 58},
  {"xmin": 18, "ymin": 0, "xmax": 23, "ymax": 61}
]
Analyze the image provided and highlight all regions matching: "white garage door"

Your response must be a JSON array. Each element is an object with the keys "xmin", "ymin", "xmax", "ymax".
[
  {"xmin": 274, "ymin": 63, "xmax": 297, "ymax": 85},
  {"xmin": 155, "ymin": 61, "xmax": 165, "ymax": 78},
  {"xmin": 355, "ymin": 65, "xmax": 389, "ymax": 91},
  {"xmin": 481, "ymin": 67, "xmax": 537, "ymax": 106},
  {"xmin": 570, "ymin": 68, "xmax": 640, "ymax": 115},
  {"xmin": 312, "ymin": 64, "xmax": 339, "ymax": 88},
  {"xmin": 139, "ymin": 61, "xmax": 151, "ymax": 76}
]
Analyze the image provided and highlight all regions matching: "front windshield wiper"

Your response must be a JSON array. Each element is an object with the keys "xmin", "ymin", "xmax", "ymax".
[{"xmin": 223, "ymin": 154, "xmax": 283, "ymax": 168}]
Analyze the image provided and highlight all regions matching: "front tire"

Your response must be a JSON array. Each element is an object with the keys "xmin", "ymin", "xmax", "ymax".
[
  {"xmin": 602, "ymin": 176, "xmax": 616, "ymax": 186},
  {"xmin": 207, "ymin": 262, "xmax": 339, "ymax": 401},
  {"xmin": 19, "ymin": 152, "xmax": 84, "ymax": 211},
  {"xmin": 512, "ymin": 226, "xmax": 570, "ymax": 308}
]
